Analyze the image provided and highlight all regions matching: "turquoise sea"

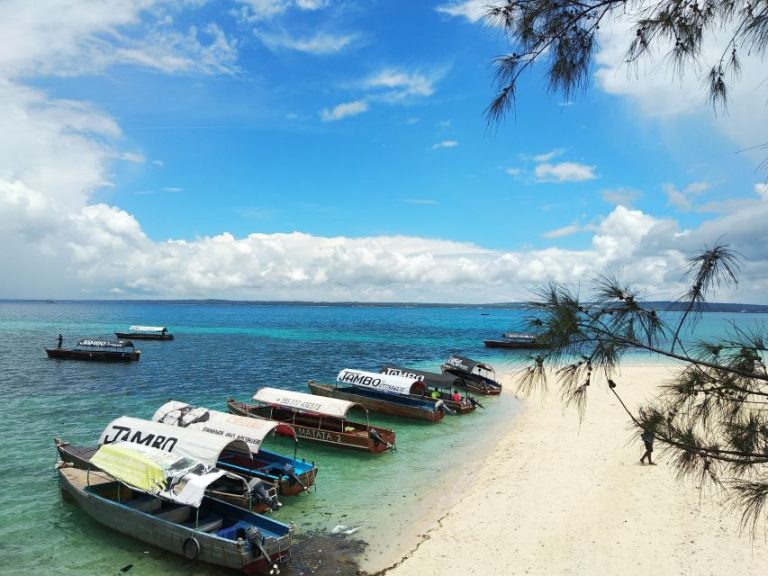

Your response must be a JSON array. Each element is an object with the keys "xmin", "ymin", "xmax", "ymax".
[{"xmin": 0, "ymin": 300, "xmax": 761, "ymax": 575}]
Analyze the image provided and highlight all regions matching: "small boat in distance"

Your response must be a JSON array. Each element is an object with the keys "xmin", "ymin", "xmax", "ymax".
[
  {"xmin": 308, "ymin": 369, "xmax": 445, "ymax": 423},
  {"xmin": 227, "ymin": 388, "xmax": 396, "ymax": 453},
  {"xmin": 45, "ymin": 338, "xmax": 140, "ymax": 362},
  {"xmin": 115, "ymin": 325, "xmax": 174, "ymax": 340},
  {"xmin": 484, "ymin": 332, "xmax": 546, "ymax": 349},
  {"xmin": 57, "ymin": 442, "xmax": 294, "ymax": 574},
  {"xmin": 441, "ymin": 355, "xmax": 502, "ymax": 395}
]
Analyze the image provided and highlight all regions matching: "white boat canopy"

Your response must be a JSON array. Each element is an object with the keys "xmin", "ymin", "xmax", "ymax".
[
  {"xmin": 336, "ymin": 368, "xmax": 427, "ymax": 396},
  {"xmin": 99, "ymin": 416, "xmax": 251, "ymax": 468},
  {"xmin": 91, "ymin": 441, "xmax": 227, "ymax": 507},
  {"xmin": 129, "ymin": 325, "xmax": 167, "ymax": 333},
  {"xmin": 253, "ymin": 387, "xmax": 364, "ymax": 419},
  {"xmin": 152, "ymin": 400, "xmax": 297, "ymax": 455}
]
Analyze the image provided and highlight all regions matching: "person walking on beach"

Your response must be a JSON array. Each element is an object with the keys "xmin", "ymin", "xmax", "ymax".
[
  {"xmin": 640, "ymin": 429, "xmax": 656, "ymax": 465},
  {"xmin": 57, "ymin": 334, "xmax": 63, "ymax": 348}
]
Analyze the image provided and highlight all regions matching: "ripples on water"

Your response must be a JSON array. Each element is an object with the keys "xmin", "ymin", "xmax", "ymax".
[{"xmin": 0, "ymin": 301, "xmax": 755, "ymax": 575}]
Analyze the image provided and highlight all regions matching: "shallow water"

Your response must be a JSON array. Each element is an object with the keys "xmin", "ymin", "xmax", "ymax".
[{"xmin": 0, "ymin": 301, "xmax": 759, "ymax": 575}]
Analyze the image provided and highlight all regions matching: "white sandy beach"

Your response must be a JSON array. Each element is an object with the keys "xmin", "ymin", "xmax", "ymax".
[{"xmin": 378, "ymin": 364, "xmax": 768, "ymax": 576}]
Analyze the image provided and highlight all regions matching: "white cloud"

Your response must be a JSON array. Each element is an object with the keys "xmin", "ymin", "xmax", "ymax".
[
  {"xmin": 364, "ymin": 68, "xmax": 438, "ymax": 102},
  {"xmin": 432, "ymin": 140, "xmax": 459, "ymax": 150},
  {"xmin": 595, "ymin": 17, "xmax": 768, "ymax": 153},
  {"xmin": 532, "ymin": 149, "xmax": 564, "ymax": 163},
  {"xmin": 435, "ymin": 1, "xmax": 503, "ymax": 23},
  {"xmin": 254, "ymin": 30, "xmax": 357, "ymax": 54},
  {"xmin": 543, "ymin": 223, "xmax": 595, "ymax": 239},
  {"xmin": 320, "ymin": 100, "xmax": 369, "ymax": 122},
  {"xmin": 534, "ymin": 162, "xmax": 597, "ymax": 183},
  {"xmin": 756, "ymin": 183, "xmax": 768, "ymax": 201},
  {"xmin": 663, "ymin": 181, "xmax": 712, "ymax": 212},
  {"xmin": 0, "ymin": 2, "xmax": 240, "ymax": 78}
]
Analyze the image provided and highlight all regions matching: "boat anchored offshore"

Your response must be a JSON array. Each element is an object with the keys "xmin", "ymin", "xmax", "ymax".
[
  {"xmin": 115, "ymin": 325, "xmax": 174, "ymax": 340},
  {"xmin": 57, "ymin": 442, "xmax": 294, "ymax": 575},
  {"xmin": 483, "ymin": 332, "xmax": 546, "ymax": 349},
  {"xmin": 308, "ymin": 369, "xmax": 446, "ymax": 423},
  {"xmin": 152, "ymin": 401, "xmax": 318, "ymax": 496},
  {"xmin": 441, "ymin": 355, "xmax": 502, "ymax": 395},
  {"xmin": 227, "ymin": 388, "xmax": 396, "ymax": 453},
  {"xmin": 45, "ymin": 338, "xmax": 140, "ymax": 362}
]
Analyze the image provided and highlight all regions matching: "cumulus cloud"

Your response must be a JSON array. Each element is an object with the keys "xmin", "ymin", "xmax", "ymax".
[
  {"xmin": 320, "ymin": 100, "xmax": 369, "ymax": 122},
  {"xmin": 534, "ymin": 162, "xmax": 597, "ymax": 183}
]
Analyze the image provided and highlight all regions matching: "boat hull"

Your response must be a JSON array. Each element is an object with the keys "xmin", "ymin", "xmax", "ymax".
[
  {"xmin": 308, "ymin": 381, "xmax": 444, "ymax": 422},
  {"xmin": 115, "ymin": 332, "xmax": 174, "ymax": 340},
  {"xmin": 54, "ymin": 439, "xmax": 280, "ymax": 513},
  {"xmin": 45, "ymin": 348, "xmax": 140, "ymax": 362},
  {"xmin": 483, "ymin": 339, "xmax": 546, "ymax": 349},
  {"xmin": 57, "ymin": 465, "xmax": 292, "ymax": 575},
  {"xmin": 227, "ymin": 399, "xmax": 396, "ymax": 453},
  {"xmin": 441, "ymin": 368, "xmax": 502, "ymax": 395}
]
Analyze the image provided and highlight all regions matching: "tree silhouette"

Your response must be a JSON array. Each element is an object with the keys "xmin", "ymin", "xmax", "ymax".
[
  {"xmin": 516, "ymin": 243, "xmax": 768, "ymax": 530},
  {"xmin": 485, "ymin": 0, "xmax": 768, "ymax": 121}
]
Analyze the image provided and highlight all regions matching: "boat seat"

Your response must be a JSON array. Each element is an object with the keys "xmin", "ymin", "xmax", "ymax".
[
  {"xmin": 155, "ymin": 505, "xmax": 192, "ymax": 523},
  {"xmin": 182, "ymin": 513, "xmax": 224, "ymax": 533},
  {"xmin": 124, "ymin": 496, "xmax": 162, "ymax": 513}
]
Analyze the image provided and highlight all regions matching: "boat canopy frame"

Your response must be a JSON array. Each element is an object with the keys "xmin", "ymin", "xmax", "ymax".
[
  {"xmin": 152, "ymin": 400, "xmax": 299, "ymax": 461},
  {"xmin": 442, "ymin": 355, "xmax": 497, "ymax": 379}
]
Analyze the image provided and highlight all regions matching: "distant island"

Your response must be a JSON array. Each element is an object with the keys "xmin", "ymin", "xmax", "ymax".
[{"xmin": 6, "ymin": 299, "xmax": 768, "ymax": 312}]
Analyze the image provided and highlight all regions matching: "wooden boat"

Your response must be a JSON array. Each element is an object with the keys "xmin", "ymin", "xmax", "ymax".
[
  {"xmin": 227, "ymin": 388, "xmax": 396, "ymax": 453},
  {"xmin": 115, "ymin": 325, "xmax": 174, "ymax": 340},
  {"xmin": 45, "ymin": 338, "xmax": 140, "ymax": 362},
  {"xmin": 57, "ymin": 442, "xmax": 293, "ymax": 574},
  {"xmin": 152, "ymin": 401, "xmax": 318, "ymax": 496},
  {"xmin": 441, "ymin": 355, "xmax": 502, "ymax": 395},
  {"xmin": 380, "ymin": 365, "xmax": 479, "ymax": 414},
  {"xmin": 308, "ymin": 369, "xmax": 445, "ymax": 423},
  {"xmin": 55, "ymin": 434, "xmax": 282, "ymax": 514},
  {"xmin": 484, "ymin": 332, "xmax": 546, "ymax": 349}
]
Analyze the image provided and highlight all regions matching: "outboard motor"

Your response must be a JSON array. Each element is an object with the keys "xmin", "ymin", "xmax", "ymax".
[
  {"xmin": 468, "ymin": 396, "xmax": 485, "ymax": 409},
  {"xmin": 435, "ymin": 399, "xmax": 456, "ymax": 415},
  {"xmin": 248, "ymin": 478, "xmax": 281, "ymax": 511},
  {"xmin": 245, "ymin": 526, "xmax": 280, "ymax": 575},
  {"xmin": 368, "ymin": 428, "xmax": 394, "ymax": 451},
  {"xmin": 282, "ymin": 463, "xmax": 306, "ymax": 491}
]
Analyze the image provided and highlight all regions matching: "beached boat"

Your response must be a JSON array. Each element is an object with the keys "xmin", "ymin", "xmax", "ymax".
[
  {"xmin": 115, "ymin": 325, "xmax": 174, "ymax": 340},
  {"xmin": 152, "ymin": 401, "xmax": 318, "ymax": 496},
  {"xmin": 308, "ymin": 369, "xmax": 445, "ymax": 423},
  {"xmin": 441, "ymin": 355, "xmax": 502, "ymax": 395},
  {"xmin": 483, "ymin": 332, "xmax": 546, "ymax": 349},
  {"xmin": 45, "ymin": 338, "xmax": 140, "ymax": 362},
  {"xmin": 57, "ymin": 442, "xmax": 294, "ymax": 574},
  {"xmin": 380, "ymin": 365, "xmax": 479, "ymax": 414},
  {"xmin": 227, "ymin": 388, "xmax": 396, "ymax": 453},
  {"xmin": 55, "ymin": 428, "xmax": 282, "ymax": 513}
]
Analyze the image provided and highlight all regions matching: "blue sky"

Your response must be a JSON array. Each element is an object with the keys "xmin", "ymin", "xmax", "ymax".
[{"xmin": 2, "ymin": 0, "xmax": 768, "ymax": 303}]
